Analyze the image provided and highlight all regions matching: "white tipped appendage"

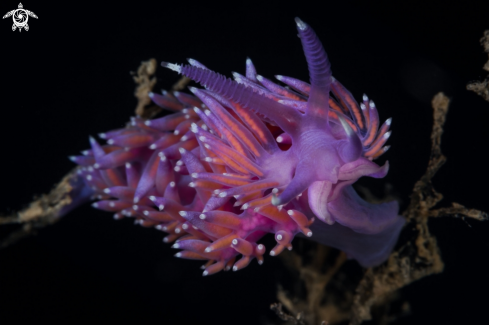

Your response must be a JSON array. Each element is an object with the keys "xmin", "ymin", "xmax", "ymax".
[
  {"xmin": 161, "ymin": 62, "xmax": 182, "ymax": 73},
  {"xmin": 232, "ymin": 72, "xmax": 242, "ymax": 83},
  {"xmin": 187, "ymin": 58, "xmax": 208, "ymax": 70},
  {"xmin": 199, "ymin": 214, "xmax": 206, "ymax": 220},
  {"xmin": 271, "ymin": 194, "xmax": 281, "ymax": 206},
  {"xmin": 338, "ymin": 114, "xmax": 355, "ymax": 137},
  {"xmin": 294, "ymin": 17, "xmax": 307, "ymax": 31}
]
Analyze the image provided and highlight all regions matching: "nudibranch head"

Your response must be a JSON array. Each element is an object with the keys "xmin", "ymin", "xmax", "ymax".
[{"xmin": 71, "ymin": 18, "xmax": 404, "ymax": 275}]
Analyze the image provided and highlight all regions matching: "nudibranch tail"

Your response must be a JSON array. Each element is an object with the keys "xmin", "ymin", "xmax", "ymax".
[{"xmin": 72, "ymin": 18, "xmax": 403, "ymax": 275}]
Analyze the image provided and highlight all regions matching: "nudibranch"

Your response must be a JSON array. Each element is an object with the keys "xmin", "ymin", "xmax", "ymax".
[{"xmin": 70, "ymin": 18, "xmax": 404, "ymax": 275}]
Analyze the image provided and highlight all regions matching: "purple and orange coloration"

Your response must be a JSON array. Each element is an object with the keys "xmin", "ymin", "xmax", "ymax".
[{"xmin": 70, "ymin": 18, "xmax": 404, "ymax": 275}]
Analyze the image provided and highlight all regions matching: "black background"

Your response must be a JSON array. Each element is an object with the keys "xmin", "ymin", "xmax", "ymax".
[{"xmin": 1, "ymin": 1, "xmax": 489, "ymax": 324}]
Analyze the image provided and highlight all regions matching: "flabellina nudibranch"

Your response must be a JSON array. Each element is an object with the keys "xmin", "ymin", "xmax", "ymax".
[{"xmin": 69, "ymin": 18, "xmax": 404, "ymax": 275}]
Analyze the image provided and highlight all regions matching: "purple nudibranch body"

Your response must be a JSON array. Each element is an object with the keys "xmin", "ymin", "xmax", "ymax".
[{"xmin": 70, "ymin": 18, "xmax": 404, "ymax": 275}]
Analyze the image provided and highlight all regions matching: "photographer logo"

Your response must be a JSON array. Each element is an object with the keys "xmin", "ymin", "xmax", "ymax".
[{"xmin": 3, "ymin": 3, "xmax": 38, "ymax": 32}]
